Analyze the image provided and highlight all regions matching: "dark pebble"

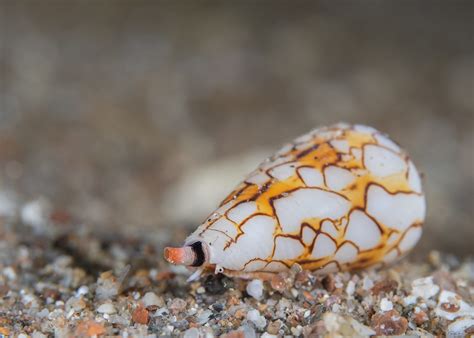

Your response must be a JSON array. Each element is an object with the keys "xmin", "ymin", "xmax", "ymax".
[
  {"xmin": 371, "ymin": 279, "xmax": 398, "ymax": 296},
  {"xmin": 212, "ymin": 303, "xmax": 225, "ymax": 312},
  {"xmin": 148, "ymin": 316, "xmax": 168, "ymax": 334},
  {"xmin": 169, "ymin": 282, "xmax": 190, "ymax": 298},
  {"xmin": 204, "ymin": 274, "xmax": 232, "ymax": 295},
  {"xmin": 171, "ymin": 319, "xmax": 189, "ymax": 330}
]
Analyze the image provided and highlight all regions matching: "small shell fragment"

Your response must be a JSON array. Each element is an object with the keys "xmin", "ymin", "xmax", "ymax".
[{"xmin": 165, "ymin": 124, "xmax": 426, "ymax": 278}]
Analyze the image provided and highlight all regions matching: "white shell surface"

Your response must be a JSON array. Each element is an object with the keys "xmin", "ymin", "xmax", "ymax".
[{"xmin": 274, "ymin": 189, "xmax": 351, "ymax": 233}]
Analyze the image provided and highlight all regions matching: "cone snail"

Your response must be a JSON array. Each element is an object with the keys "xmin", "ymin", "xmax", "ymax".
[{"xmin": 164, "ymin": 123, "xmax": 426, "ymax": 280}]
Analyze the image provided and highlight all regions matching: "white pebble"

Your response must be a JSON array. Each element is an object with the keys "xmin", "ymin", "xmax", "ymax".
[
  {"xmin": 246, "ymin": 279, "xmax": 264, "ymax": 300},
  {"xmin": 435, "ymin": 290, "xmax": 474, "ymax": 320},
  {"xmin": 141, "ymin": 291, "xmax": 163, "ymax": 307},
  {"xmin": 196, "ymin": 287, "xmax": 205, "ymax": 294},
  {"xmin": 155, "ymin": 307, "xmax": 169, "ymax": 316},
  {"xmin": 247, "ymin": 309, "xmax": 267, "ymax": 330},
  {"xmin": 266, "ymin": 299, "xmax": 277, "ymax": 307},
  {"xmin": 348, "ymin": 317, "xmax": 376, "ymax": 335},
  {"xmin": 18, "ymin": 334, "xmax": 28, "ymax": 338},
  {"xmin": 447, "ymin": 317, "xmax": 474, "ymax": 337},
  {"xmin": 277, "ymin": 298, "xmax": 291, "ymax": 310},
  {"xmin": 66, "ymin": 309, "xmax": 75, "ymax": 319},
  {"xmin": 323, "ymin": 313, "xmax": 340, "ymax": 331},
  {"xmin": 36, "ymin": 308, "xmax": 49, "ymax": 318},
  {"xmin": 291, "ymin": 325, "xmax": 303, "ymax": 336},
  {"xmin": 132, "ymin": 291, "xmax": 140, "ymax": 300},
  {"xmin": 21, "ymin": 198, "xmax": 51, "ymax": 231},
  {"xmin": 197, "ymin": 310, "xmax": 212, "ymax": 324},
  {"xmin": 22, "ymin": 294, "xmax": 39, "ymax": 308},
  {"xmin": 3, "ymin": 266, "xmax": 17, "ymax": 281},
  {"xmin": 261, "ymin": 333, "xmax": 277, "ymax": 338},
  {"xmin": 76, "ymin": 285, "xmax": 89, "ymax": 296},
  {"xmin": 362, "ymin": 276, "xmax": 374, "ymax": 290},
  {"xmin": 183, "ymin": 328, "xmax": 200, "ymax": 338},
  {"xmin": 411, "ymin": 276, "xmax": 440, "ymax": 300},
  {"xmin": 346, "ymin": 280, "xmax": 355, "ymax": 296},
  {"xmin": 403, "ymin": 295, "xmax": 418, "ymax": 306},
  {"xmin": 31, "ymin": 332, "xmax": 47, "ymax": 338},
  {"xmin": 334, "ymin": 278, "xmax": 344, "ymax": 289},
  {"xmin": 239, "ymin": 324, "xmax": 257, "ymax": 338},
  {"xmin": 149, "ymin": 268, "xmax": 158, "ymax": 279},
  {"xmin": 380, "ymin": 298, "xmax": 393, "ymax": 312},
  {"xmin": 97, "ymin": 303, "xmax": 116, "ymax": 314},
  {"xmin": 0, "ymin": 191, "xmax": 17, "ymax": 219}
]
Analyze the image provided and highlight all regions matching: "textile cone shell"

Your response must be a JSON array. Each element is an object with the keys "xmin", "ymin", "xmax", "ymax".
[{"xmin": 165, "ymin": 123, "xmax": 426, "ymax": 278}]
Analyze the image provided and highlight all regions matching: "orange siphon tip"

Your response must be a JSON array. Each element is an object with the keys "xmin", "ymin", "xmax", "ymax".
[{"xmin": 164, "ymin": 246, "xmax": 195, "ymax": 266}]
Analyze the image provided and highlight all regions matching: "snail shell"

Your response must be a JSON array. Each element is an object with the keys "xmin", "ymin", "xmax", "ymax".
[{"xmin": 165, "ymin": 123, "xmax": 426, "ymax": 279}]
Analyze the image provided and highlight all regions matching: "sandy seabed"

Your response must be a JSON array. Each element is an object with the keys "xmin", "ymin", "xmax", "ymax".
[{"xmin": 0, "ymin": 197, "xmax": 472, "ymax": 337}]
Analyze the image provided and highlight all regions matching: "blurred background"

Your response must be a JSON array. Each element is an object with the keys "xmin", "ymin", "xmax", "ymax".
[{"xmin": 0, "ymin": 2, "xmax": 472, "ymax": 256}]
